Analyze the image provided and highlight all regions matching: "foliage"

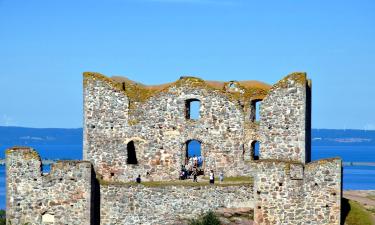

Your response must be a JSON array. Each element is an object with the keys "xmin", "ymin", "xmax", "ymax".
[
  {"xmin": 344, "ymin": 200, "xmax": 373, "ymax": 225},
  {"xmin": 189, "ymin": 211, "xmax": 221, "ymax": 225},
  {"xmin": 0, "ymin": 210, "xmax": 4, "ymax": 225}
]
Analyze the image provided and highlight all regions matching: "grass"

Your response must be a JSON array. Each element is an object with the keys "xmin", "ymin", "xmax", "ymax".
[
  {"xmin": 98, "ymin": 176, "xmax": 253, "ymax": 187},
  {"xmin": 344, "ymin": 200, "xmax": 373, "ymax": 225},
  {"xmin": 201, "ymin": 176, "xmax": 253, "ymax": 182},
  {"xmin": 367, "ymin": 194, "xmax": 375, "ymax": 201}
]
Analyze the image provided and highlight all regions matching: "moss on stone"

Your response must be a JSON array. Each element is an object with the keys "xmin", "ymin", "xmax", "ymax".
[
  {"xmin": 6, "ymin": 146, "xmax": 41, "ymax": 160},
  {"xmin": 272, "ymin": 72, "xmax": 307, "ymax": 89},
  {"xmin": 305, "ymin": 157, "xmax": 341, "ymax": 169},
  {"xmin": 84, "ymin": 72, "xmax": 271, "ymax": 125},
  {"xmin": 256, "ymin": 158, "xmax": 303, "ymax": 165}
]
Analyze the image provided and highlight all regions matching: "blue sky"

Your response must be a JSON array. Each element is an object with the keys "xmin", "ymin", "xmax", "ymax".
[{"xmin": 0, "ymin": 0, "xmax": 374, "ymax": 129}]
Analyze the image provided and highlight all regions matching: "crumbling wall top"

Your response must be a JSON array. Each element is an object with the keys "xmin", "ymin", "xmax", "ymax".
[{"xmin": 83, "ymin": 72, "xmax": 271, "ymax": 106}]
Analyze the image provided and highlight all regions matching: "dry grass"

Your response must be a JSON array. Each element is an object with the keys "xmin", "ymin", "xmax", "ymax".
[
  {"xmin": 98, "ymin": 176, "xmax": 253, "ymax": 187},
  {"xmin": 344, "ymin": 200, "xmax": 373, "ymax": 225}
]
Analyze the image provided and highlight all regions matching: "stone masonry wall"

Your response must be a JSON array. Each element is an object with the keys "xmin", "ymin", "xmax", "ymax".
[
  {"xmin": 6, "ymin": 147, "xmax": 93, "ymax": 225},
  {"xmin": 253, "ymin": 158, "xmax": 342, "ymax": 225},
  {"xmin": 100, "ymin": 183, "xmax": 254, "ymax": 225},
  {"xmin": 5, "ymin": 72, "xmax": 343, "ymax": 225},
  {"xmin": 83, "ymin": 73, "xmax": 268, "ymax": 182},
  {"xmin": 259, "ymin": 73, "xmax": 310, "ymax": 163}
]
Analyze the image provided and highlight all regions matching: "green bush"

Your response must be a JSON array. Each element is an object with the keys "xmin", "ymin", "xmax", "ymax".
[
  {"xmin": 0, "ymin": 210, "xmax": 5, "ymax": 225},
  {"xmin": 189, "ymin": 211, "xmax": 221, "ymax": 225}
]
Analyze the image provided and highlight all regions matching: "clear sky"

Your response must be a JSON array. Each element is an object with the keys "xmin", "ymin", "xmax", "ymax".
[{"xmin": 0, "ymin": 0, "xmax": 374, "ymax": 129}]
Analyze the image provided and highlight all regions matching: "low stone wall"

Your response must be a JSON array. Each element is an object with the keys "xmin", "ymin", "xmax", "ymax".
[
  {"xmin": 6, "ymin": 147, "xmax": 93, "ymax": 225},
  {"xmin": 254, "ymin": 158, "xmax": 342, "ymax": 225},
  {"xmin": 100, "ymin": 183, "xmax": 254, "ymax": 225}
]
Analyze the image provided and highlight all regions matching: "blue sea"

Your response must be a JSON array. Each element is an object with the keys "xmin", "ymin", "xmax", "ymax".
[{"xmin": 0, "ymin": 145, "xmax": 374, "ymax": 209}]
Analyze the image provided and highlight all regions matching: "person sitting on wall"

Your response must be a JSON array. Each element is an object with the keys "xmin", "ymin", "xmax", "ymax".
[
  {"xmin": 193, "ymin": 155, "xmax": 198, "ymax": 167},
  {"xmin": 197, "ymin": 156, "xmax": 202, "ymax": 167},
  {"xmin": 188, "ymin": 156, "xmax": 193, "ymax": 167},
  {"xmin": 209, "ymin": 170, "xmax": 215, "ymax": 185},
  {"xmin": 179, "ymin": 169, "xmax": 185, "ymax": 180},
  {"xmin": 136, "ymin": 174, "xmax": 141, "ymax": 183}
]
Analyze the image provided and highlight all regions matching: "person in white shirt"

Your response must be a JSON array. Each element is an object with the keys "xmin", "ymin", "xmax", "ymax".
[{"xmin": 209, "ymin": 170, "xmax": 215, "ymax": 185}]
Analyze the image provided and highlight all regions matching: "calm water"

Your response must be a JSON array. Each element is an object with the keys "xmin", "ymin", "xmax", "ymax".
[{"xmin": 0, "ymin": 145, "xmax": 374, "ymax": 209}]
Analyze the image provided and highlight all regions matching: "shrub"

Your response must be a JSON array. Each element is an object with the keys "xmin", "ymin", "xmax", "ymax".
[
  {"xmin": 0, "ymin": 210, "xmax": 5, "ymax": 225},
  {"xmin": 189, "ymin": 211, "xmax": 221, "ymax": 225}
]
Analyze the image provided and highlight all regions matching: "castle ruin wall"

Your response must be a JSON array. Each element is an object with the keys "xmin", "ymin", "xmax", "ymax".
[
  {"xmin": 6, "ymin": 147, "xmax": 93, "ymax": 225},
  {"xmin": 259, "ymin": 74, "xmax": 309, "ymax": 163},
  {"xmin": 254, "ymin": 158, "xmax": 342, "ymax": 225},
  {"xmin": 100, "ymin": 184, "xmax": 254, "ymax": 225}
]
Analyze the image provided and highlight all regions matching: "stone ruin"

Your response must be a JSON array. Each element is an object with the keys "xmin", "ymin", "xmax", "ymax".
[{"xmin": 6, "ymin": 72, "xmax": 342, "ymax": 225}]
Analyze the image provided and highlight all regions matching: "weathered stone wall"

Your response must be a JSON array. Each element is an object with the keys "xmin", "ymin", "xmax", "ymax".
[
  {"xmin": 253, "ymin": 158, "xmax": 342, "ymax": 225},
  {"xmin": 6, "ymin": 147, "xmax": 93, "ymax": 225},
  {"xmin": 6, "ymin": 72, "xmax": 342, "ymax": 225},
  {"xmin": 84, "ymin": 74, "xmax": 268, "ymax": 182},
  {"xmin": 259, "ymin": 73, "xmax": 310, "ymax": 163},
  {"xmin": 100, "ymin": 183, "xmax": 254, "ymax": 225}
]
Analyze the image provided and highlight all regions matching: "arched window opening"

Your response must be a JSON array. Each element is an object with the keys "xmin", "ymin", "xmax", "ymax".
[
  {"xmin": 185, "ymin": 140, "xmax": 203, "ymax": 167},
  {"xmin": 42, "ymin": 164, "xmax": 51, "ymax": 175},
  {"xmin": 185, "ymin": 99, "xmax": 200, "ymax": 120},
  {"xmin": 250, "ymin": 100, "xmax": 262, "ymax": 122},
  {"xmin": 252, "ymin": 141, "xmax": 260, "ymax": 160},
  {"xmin": 127, "ymin": 141, "xmax": 138, "ymax": 164}
]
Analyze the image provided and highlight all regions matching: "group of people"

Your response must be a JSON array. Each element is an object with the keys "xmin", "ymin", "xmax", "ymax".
[
  {"xmin": 178, "ymin": 155, "xmax": 224, "ymax": 184},
  {"xmin": 187, "ymin": 155, "xmax": 204, "ymax": 168},
  {"xmin": 135, "ymin": 154, "xmax": 225, "ymax": 184},
  {"xmin": 179, "ymin": 164, "xmax": 201, "ymax": 182},
  {"xmin": 208, "ymin": 170, "xmax": 225, "ymax": 184}
]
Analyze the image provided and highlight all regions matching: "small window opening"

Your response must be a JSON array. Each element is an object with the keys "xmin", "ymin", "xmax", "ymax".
[
  {"xmin": 110, "ymin": 172, "xmax": 115, "ymax": 177},
  {"xmin": 229, "ymin": 82, "xmax": 237, "ymax": 89},
  {"xmin": 185, "ymin": 140, "xmax": 203, "ymax": 168},
  {"xmin": 185, "ymin": 99, "xmax": 200, "ymax": 120},
  {"xmin": 250, "ymin": 100, "xmax": 262, "ymax": 122},
  {"xmin": 251, "ymin": 141, "xmax": 260, "ymax": 160},
  {"xmin": 42, "ymin": 164, "xmax": 51, "ymax": 173},
  {"xmin": 127, "ymin": 141, "xmax": 138, "ymax": 164}
]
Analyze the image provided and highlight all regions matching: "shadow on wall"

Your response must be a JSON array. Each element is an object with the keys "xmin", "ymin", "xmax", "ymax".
[
  {"xmin": 341, "ymin": 198, "xmax": 350, "ymax": 225},
  {"xmin": 91, "ymin": 167, "xmax": 101, "ymax": 225}
]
